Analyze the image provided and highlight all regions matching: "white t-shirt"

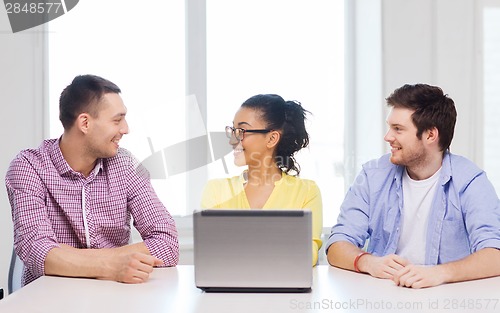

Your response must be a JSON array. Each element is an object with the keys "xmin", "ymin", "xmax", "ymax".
[{"xmin": 396, "ymin": 167, "xmax": 442, "ymax": 265}]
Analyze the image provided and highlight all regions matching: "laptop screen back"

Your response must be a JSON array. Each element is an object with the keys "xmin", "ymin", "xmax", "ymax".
[{"xmin": 193, "ymin": 209, "xmax": 312, "ymax": 292}]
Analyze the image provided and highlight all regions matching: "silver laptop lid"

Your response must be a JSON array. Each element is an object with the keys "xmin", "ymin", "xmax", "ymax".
[{"xmin": 193, "ymin": 209, "xmax": 312, "ymax": 292}]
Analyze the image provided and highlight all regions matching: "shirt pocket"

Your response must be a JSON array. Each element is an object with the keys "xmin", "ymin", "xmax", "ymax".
[{"xmin": 438, "ymin": 219, "xmax": 471, "ymax": 263}]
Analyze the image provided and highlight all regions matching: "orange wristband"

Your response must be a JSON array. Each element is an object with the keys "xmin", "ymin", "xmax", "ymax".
[{"xmin": 353, "ymin": 252, "xmax": 370, "ymax": 273}]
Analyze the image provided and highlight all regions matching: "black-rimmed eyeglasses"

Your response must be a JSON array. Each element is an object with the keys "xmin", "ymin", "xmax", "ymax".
[{"xmin": 225, "ymin": 126, "xmax": 272, "ymax": 141}]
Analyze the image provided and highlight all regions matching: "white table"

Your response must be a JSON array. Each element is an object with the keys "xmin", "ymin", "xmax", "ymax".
[{"xmin": 1, "ymin": 265, "xmax": 499, "ymax": 313}]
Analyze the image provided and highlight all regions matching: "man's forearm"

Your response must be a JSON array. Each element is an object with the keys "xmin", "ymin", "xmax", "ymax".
[
  {"xmin": 327, "ymin": 241, "xmax": 365, "ymax": 271},
  {"xmin": 44, "ymin": 242, "xmax": 151, "ymax": 280},
  {"xmin": 439, "ymin": 248, "xmax": 500, "ymax": 284}
]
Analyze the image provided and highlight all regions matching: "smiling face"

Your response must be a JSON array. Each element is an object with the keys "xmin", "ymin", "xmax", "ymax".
[
  {"xmin": 85, "ymin": 92, "xmax": 129, "ymax": 159},
  {"xmin": 230, "ymin": 107, "xmax": 275, "ymax": 167},
  {"xmin": 383, "ymin": 107, "xmax": 427, "ymax": 168}
]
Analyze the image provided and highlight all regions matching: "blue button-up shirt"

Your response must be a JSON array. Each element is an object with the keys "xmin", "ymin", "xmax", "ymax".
[{"xmin": 326, "ymin": 152, "xmax": 500, "ymax": 265}]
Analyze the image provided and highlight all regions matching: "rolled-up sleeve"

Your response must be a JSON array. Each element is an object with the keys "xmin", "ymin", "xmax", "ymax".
[
  {"xmin": 461, "ymin": 172, "xmax": 500, "ymax": 252},
  {"xmin": 325, "ymin": 168, "xmax": 372, "ymax": 253},
  {"xmin": 6, "ymin": 155, "xmax": 60, "ymax": 283},
  {"xmin": 128, "ymin": 161, "xmax": 179, "ymax": 267}
]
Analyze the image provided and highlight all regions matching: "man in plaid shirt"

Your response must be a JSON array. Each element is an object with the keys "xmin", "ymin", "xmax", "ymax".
[{"xmin": 6, "ymin": 75, "xmax": 179, "ymax": 286}]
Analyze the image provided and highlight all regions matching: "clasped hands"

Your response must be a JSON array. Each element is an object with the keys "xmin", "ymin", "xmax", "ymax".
[{"xmin": 357, "ymin": 253, "xmax": 446, "ymax": 289}]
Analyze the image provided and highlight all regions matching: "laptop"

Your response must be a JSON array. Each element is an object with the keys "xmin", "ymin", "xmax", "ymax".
[{"xmin": 193, "ymin": 209, "xmax": 312, "ymax": 292}]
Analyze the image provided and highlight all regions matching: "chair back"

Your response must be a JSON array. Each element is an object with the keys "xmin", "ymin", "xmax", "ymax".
[{"xmin": 8, "ymin": 249, "xmax": 23, "ymax": 294}]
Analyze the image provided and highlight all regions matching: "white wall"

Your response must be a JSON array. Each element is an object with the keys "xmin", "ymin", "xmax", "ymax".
[
  {"xmin": 382, "ymin": 0, "xmax": 477, "ymax": 160},
  {"xmin": 0, "ymin": 7, "xmax": 46, "ymax": 295},
  {"xmin": 0, "ymin": 0, "xmax": 484, "ymax": 295},
  {"xmin": 345, "ymin": 0, "xmax": 384, "ymax": 186}
]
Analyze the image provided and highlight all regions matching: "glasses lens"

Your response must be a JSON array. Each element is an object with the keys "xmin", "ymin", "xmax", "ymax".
[
  {"xmin": 225, "ymin": 126, "xmax": 233, "ymax": 139},
  {"xmin": 225, "ymin": 126, "xmax": 244, "ymax": 141},
  {"xmin": 234, "ymin": 128, "xmax": 243, "ymax": 140}
]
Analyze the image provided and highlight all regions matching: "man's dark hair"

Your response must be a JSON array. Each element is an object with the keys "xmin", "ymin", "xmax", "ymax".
[
  {"xmin": 59, "ymin": 74, "xmax": 121, "ymax": 130},
  {"xmin": 386, "ymin": 84, "xmax": 457, "ymax": 152}
]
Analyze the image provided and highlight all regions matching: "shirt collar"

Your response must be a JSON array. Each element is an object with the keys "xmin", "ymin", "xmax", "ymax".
[
  {"xmin": 394, "ymin": 151, "xmax": 452, "ymax": 187},
  {"xmin": 49, "ymin": 137, "xmax": 103, "ymax": 177},
  {"xmin": 239, "ymin": 170, "xmax": 287, "ymax": 186},
  {"xmin": 49, "ymin": 137, "xmax": 73, "ymax": 176},
  {"xmin": 440, "ymin": 151, "xmax": 452, "ymax": 185}
]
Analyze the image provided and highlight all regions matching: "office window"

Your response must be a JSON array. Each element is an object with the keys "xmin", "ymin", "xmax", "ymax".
[
  {"xmin": 483, "ymin": 6, "xmax": 500, "ymax": 192},
  {"xmin": 48, "ymin": 1, "xmax": 345, "ymax": 227},
  {"xmin": 205, "ymin": 0, "xmax": 345, "ymax": 228},
  {"xmin": 48, "ymin": 0, "xmax": 188, "ymax": 215}
]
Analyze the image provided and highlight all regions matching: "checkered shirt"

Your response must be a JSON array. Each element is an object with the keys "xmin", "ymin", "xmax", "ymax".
[{"xmin": 5, "ymin": 138, "xmax": 179, "ymax": 286}]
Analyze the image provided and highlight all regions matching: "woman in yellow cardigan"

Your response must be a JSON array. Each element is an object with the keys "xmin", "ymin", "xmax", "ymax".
[{"xmin": 201, "ymin": 94, "xmax": 323, "ymax": 265}]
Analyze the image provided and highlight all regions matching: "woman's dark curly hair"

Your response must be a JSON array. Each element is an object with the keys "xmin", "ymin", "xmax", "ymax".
[{"xmin": 241, "ymin": 94, "xmax": 310, "ymax": 175}]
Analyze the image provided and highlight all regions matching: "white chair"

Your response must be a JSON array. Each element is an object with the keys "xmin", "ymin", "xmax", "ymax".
[{"xmin": 8, "ymin": 248, "xmax": 23, "ymax": 294}]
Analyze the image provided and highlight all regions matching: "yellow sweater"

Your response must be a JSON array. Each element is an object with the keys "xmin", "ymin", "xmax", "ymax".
[{"xmin": 200, "ymin": 171, "xmax": 323, "ymax": 265}]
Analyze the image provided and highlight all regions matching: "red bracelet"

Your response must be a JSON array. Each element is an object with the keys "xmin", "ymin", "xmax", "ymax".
[{"xmin": 353, "ymin": 252, "xmax": 370, "ymax": 273}]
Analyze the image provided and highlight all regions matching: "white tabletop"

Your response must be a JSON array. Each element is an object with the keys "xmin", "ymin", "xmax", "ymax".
[{"xmin": 1, "ymin": 265, "xmax": 499, "ymax": 313}]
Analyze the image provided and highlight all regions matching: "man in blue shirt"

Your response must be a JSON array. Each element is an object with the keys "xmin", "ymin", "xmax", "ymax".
[{"xmin": 326, "ymin": 84, "xmax": 500, "ymax": 288}]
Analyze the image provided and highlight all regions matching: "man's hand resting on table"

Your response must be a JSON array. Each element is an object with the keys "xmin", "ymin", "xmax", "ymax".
[{"xmin": 45, "ymin": 242, "xmax": 164, "ymax": 283}]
